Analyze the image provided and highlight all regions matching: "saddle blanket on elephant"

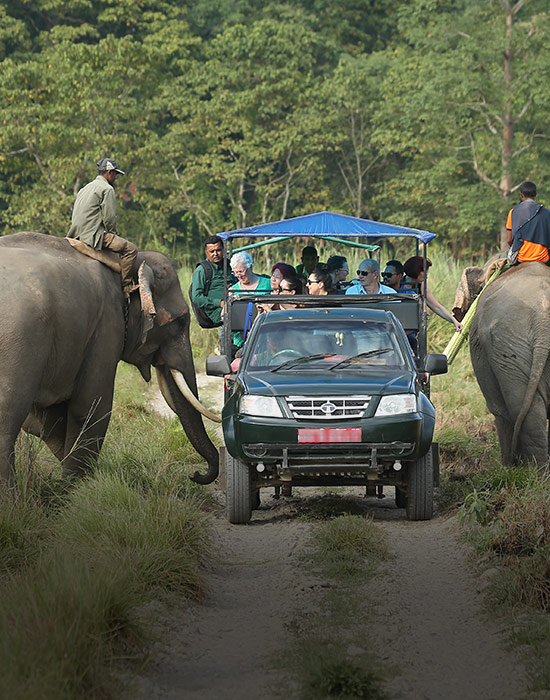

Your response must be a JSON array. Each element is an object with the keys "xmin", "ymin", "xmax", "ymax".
[
  {"xmin": 65, "ymin": 236, "xmax": 156, "ymax": 320},
  {"xmin": 65, "ymin": 237, "xmax": 121, "ymax": 273}
]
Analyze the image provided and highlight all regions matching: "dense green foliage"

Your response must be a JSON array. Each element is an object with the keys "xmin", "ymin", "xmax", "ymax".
[{"xmin": 2, "ymin": 0, "xmax": 549, "ymax": 260}]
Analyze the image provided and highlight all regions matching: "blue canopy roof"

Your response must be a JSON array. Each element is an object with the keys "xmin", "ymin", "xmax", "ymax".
[{"xmin": 216, "ymin": 211, "xmax": 436, "ymax": 244}]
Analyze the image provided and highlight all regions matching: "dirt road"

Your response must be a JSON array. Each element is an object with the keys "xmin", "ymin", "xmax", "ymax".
[{"xmin": 135, "ymin": 376, "xmax": 538, "ymax": 700}]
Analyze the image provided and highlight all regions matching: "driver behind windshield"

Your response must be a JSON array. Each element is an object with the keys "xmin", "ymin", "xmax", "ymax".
[{"xmin": 248, "ymin": 320, "xmax": 404, "ymax": 369}]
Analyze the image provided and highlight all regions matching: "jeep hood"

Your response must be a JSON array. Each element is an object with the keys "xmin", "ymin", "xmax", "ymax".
[{"xmin": 241, "ymin": 370, "xmax": 414, "ymax": 397}]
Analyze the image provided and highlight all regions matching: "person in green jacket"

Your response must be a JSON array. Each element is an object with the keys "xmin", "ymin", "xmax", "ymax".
[
  {"xmin": 191, "ymin": 235, "xmax": 235, "ymax": 327},
  {"xmin": 67, "ymin": 158, "xmax": 137, "ymax": 297}
]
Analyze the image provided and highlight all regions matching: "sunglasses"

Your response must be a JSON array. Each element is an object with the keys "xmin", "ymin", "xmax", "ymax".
[
  {"xmin": 357, "ymin": 270, "xmax": 376, "ymax": 276},
  {"xmin": 279, "ymin": 287, "xmax": 293, "ymax": 293},
  {"xmin": 382, "ymin": 272, "xmax": 397, "ymax": 278},
  {"xmin": 306, "ymin": 279, "xmax": 319, "ymax": 285}
]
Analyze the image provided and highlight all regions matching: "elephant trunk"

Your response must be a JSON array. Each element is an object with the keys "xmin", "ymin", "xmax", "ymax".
[{"xmin": 156, "ymin": 366, "xmax": 220, "ymax": 484}]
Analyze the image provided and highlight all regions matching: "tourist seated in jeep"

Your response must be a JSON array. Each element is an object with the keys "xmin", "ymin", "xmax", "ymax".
[{"xmin": 346, "ymin": 259, "xmax": 397, "ymax": 295}]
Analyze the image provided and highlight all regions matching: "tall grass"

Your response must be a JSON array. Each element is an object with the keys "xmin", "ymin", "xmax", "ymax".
[{"xmin": 0, "ymin": 363, "xmax": 212, "ymax": 699}]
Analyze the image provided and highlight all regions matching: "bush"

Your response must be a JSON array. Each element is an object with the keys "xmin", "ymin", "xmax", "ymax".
[
  {"xmin": 53, "ymin": 473, "xmax": 211, "ymax": 599},
  {"xmin": 0, "ymin": 494, "xmax": 48, "ymax": 573}
]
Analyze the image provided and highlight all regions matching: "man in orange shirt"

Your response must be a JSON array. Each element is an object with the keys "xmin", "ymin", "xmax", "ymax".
[{"xmin": 506, "ymin": 181, "xmax": 550, "ymax": 264}]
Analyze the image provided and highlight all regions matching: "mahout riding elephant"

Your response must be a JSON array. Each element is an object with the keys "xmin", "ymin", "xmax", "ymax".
[
  {"xmin": 454, "ymin": 261, "xmax": 550, "ymax": 467},
  {"xmin": 0, "ymin": 232, "xmax": 219, "ymax": 485}
]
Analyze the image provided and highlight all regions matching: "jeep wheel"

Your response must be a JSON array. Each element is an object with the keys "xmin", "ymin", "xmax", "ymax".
[
  {"xmin": 226, "ymin": 453, "xmax": 252, "ymax": 524},
  {"xmin": 406, "ymin": 451, "xmax": 434, "ymax": 521}
]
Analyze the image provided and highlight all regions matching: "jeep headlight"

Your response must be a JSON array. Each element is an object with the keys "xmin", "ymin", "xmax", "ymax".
[
  {"xmin": 240, "ymin": 395, "xmax": 283, "ymax": 418},
  {"xmin": 375, "ymin": 394, "xmax": 416, "ymax": 416}
]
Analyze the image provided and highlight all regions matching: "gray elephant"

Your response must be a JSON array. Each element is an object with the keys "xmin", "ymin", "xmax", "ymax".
[
  {"xmin": 454, "ymin": 261, "xmax": 550, "ymax": 467},
  {"xmin": 0, "ymin": 231, "xmax": 219, "ymax": 485}
]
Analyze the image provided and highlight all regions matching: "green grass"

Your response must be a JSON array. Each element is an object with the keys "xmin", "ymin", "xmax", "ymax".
[
  {"xmin": 449, "ymin": 467, "xmax": 550, "ymax": 691},
  {"xmin": 283, "ymin": 515, "xmax": 389, "ymax": 699},
  {"xmin": 0, "ymin": 491, "xmax": 49, "ymax": 573},
  {"xmin": 0, "ymin": 362, "xmax": 212, "ymax": 699},
  {"xmin": 293, "ymin": 639, "xmax": 385, "ymax": 700},
  {"xmin": 310, "ymin": 514, "xmax": 389, "ymax": 580}
]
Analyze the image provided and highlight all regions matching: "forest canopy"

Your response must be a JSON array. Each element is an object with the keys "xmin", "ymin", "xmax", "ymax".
[{"xmin": 1, "ymin": 0, "xmax": 548, "ymax": 261}]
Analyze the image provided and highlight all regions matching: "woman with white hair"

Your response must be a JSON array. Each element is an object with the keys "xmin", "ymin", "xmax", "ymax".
[
  {"xmin": 229, "ymin": 251, "xmax": 271, "ymax": 355},
  {"xmin": 230, "ymin": 251, "xmax": 272, "ymax": 293}
]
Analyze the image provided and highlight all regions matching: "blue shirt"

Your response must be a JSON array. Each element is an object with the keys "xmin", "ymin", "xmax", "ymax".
[{"xmin": 345, "ymin": 282, "xmax": 397, "ymax": 295}]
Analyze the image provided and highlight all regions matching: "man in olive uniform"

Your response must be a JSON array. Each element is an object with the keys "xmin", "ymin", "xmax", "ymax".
[
  {"xmin": 191, "ymin": 235, "xmax": 234, "ymax": 326},
  {"xmin": 68, "ymin": 158, "xmax": 137, "ymax": 296}
]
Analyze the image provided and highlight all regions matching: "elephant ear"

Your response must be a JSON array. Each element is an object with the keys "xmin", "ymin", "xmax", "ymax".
[{"xmin": 138, "ymin": 262, "xmax": 156, "ymax": 342}]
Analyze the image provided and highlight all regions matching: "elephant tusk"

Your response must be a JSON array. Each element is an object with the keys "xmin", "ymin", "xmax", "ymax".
[
  {"xmin": 155, "ymin": 367, "xmax": 177, "ymax": 414},
  {"xmin": 169, "ymin": 369, "xmax": 222, "ymax": 423}
]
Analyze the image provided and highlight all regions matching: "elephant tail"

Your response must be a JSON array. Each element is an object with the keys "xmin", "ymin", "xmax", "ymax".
[{"xmin": 511, "ymin": 343, "xmax": 550, "ymax": 459}]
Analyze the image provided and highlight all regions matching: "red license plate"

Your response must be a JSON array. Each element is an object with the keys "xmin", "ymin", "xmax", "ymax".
[{"xmin": 297, "ymin": 428, "xmax": 362, "ymax": 444}]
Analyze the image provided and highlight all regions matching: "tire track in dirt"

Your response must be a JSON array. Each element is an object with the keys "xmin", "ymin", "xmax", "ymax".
[
  {"xmin": 368, "ymin": 515, "xmax": 537, "ymax": 700},
  {"xmin": 133, "ymin": 504, "xmax": 321, "ymax": 700}
]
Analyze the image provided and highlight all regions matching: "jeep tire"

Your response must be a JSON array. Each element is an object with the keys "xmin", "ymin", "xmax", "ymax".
[
  {"xmin": 406, "ymin": 450, "xmax": 434, "ymax": 521},
  {"xmin": 226, "ymin": 452, "xmax": 252, "ymax": 524}
]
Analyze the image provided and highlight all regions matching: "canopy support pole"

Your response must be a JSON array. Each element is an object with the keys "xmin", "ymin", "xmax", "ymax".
[{"xmin": 233, "ymin": 235, "xmax": 379, "ymax": 253}]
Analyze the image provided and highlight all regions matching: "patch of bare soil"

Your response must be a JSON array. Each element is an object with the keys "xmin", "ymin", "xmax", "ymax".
[
  {"xmin": 132, "ymin": 500, "xmax": 321, "ymax": 700},
  {"xmin": 134, "ymin": 376, "xmax": 539, "ymax": 700},
  {"xmin": 367, "ymin": 516, "xmax": 539, "ymax": 700}
]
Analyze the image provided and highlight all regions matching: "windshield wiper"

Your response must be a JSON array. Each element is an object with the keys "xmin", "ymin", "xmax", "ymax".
[
  {"xmin": 270, "ymin": 353, "xmax": 336, "ymax": 372},
  {"xmin": 328, "ymin": 348, "xmax": 393, "ymax": 370}
]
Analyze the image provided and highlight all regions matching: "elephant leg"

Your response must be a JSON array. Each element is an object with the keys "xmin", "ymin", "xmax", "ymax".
[
  {"xmin": 60, "ymin": 371, "xmax": 115, "ymax": 477},
  {"xmin": 0, "ymin": 424, "xmax": 20, "ymax": 488},
  {"xmin": 492, "ymin": 415, "xmax": 514, "ymax": 466},
  {"xmin": 0, "ymin": 383, "xmax": 37, "ymax": 487},
  {"xmin": 471, "ymin": 345, "xmax": 514, "ymax": 465},
  {"xmin": 62, "ymin": 403, "xmax": 112, "ymax": 477},
  {"xmin": 23, "ymin": 403, "xmax": 69, "ymax": 462},
  {"xmin": 515, "ymin": 394, "xmax": 549, "ymax": 468}
]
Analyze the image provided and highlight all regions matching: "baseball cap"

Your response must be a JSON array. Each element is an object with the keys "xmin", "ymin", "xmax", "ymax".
[{"xmin": 96, "ymin": 158, "xmax": 125, "ymax": 175}]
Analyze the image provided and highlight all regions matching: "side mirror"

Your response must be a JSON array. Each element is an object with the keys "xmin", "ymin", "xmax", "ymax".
[
  {"xmin": 206, "ymin": 354, "xmax": 232, "ymax": 377},
  {"xmin": 425, "ymin": 353, "xmax": 448, "ymax": 375}
]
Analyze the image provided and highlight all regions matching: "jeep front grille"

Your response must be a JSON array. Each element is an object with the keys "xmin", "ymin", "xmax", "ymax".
[{"xmin": 286, "ymin": 395, "xmax": 371, "ymax": 420}]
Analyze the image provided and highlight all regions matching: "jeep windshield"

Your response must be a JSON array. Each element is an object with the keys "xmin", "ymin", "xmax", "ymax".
[{"xmin": 246, "ymin": 318, "xmax": 408, "ymax": 371}]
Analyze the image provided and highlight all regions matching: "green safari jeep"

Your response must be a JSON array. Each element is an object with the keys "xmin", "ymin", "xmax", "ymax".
[
  {"xmin": 204, "ymin": 210, "xmax": 448, "ymax": 524},
  {"xmin": 207, "ymin": 296, "xmax": 447, "ymax": 523}
]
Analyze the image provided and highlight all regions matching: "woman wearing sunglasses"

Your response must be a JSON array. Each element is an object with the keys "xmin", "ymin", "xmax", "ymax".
[{"xmin": 306, "ymin": 268, "xmax": 333, "ymax": 296}]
